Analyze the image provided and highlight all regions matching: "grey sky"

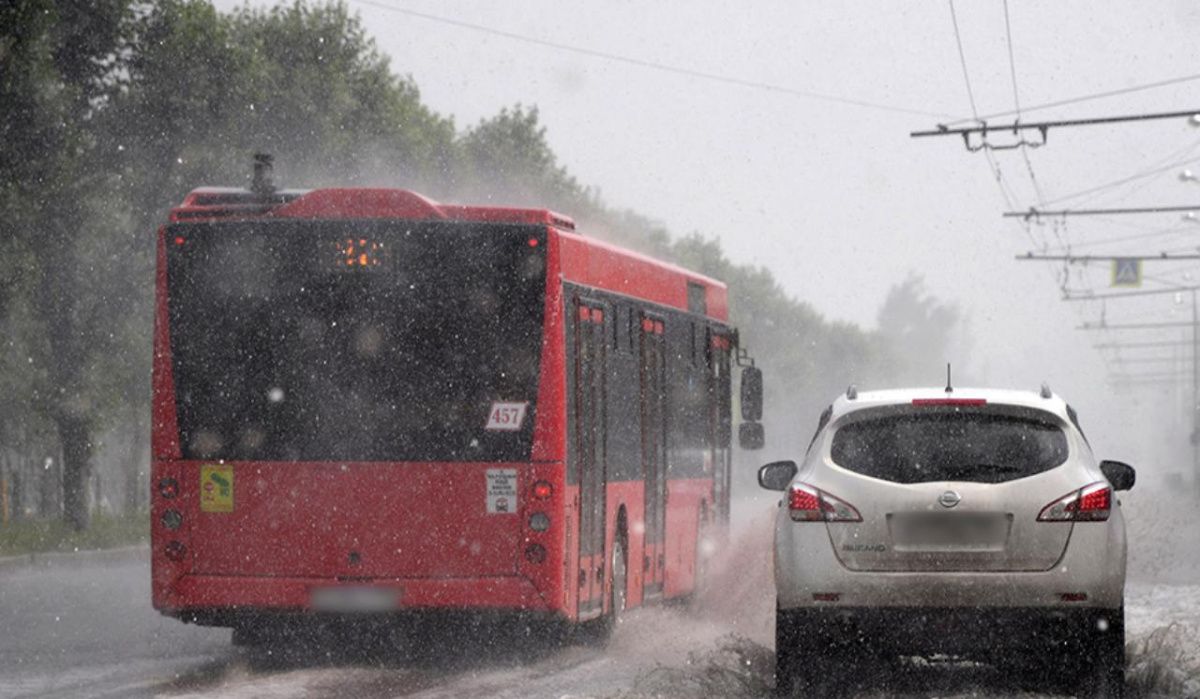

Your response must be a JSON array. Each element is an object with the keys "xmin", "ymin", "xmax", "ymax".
[{"xmin": 216, "ymin": 0, "xmax": 1200, "ymax": 471}]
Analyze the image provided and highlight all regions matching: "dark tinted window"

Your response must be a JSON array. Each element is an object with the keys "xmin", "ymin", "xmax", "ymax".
[
  {"xmin": 830, "ymin": 409, "xmax": 1068, "ymax": 484},
  {"xmin": 167, "ymin": 219, "xmax": 546, "ymax": 462},
  {"xmin": 807, "ymin": 405, "xmax": 833, "ymax": 452}
]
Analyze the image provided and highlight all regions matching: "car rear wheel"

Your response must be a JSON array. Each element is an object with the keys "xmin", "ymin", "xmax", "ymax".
[
  {"xmin": 775, "ymin": 608, "xmax": 850, "ymax": 697},
  {"xmin": 1074, "ymin": 607, "xmax": 1125, "ymax": 698},
  {"xmin": 774, "ymin": 607, "xmax": 802, "ymax": 696}
]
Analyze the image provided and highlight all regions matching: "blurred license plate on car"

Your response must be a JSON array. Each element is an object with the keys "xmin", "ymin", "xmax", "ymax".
[
  {"xmin": 890, "ymin": 513, "xmax": 1011, "ymax": 551},
  {"xmin": 310, "ymin": 586, "xmax": 400, "ymax": 612}
]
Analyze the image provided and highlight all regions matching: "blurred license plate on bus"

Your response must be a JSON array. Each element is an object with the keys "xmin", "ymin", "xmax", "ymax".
[{"xmin": 310, "ymin": 586, "xmax": 400, "ymax": 612}]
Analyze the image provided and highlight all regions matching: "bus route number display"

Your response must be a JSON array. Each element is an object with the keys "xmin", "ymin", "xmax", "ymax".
[
  {"xmin": 485, "ymin": 401, "xmax": 528, "ymax": 431},
  {"xmin": 333, "ymin": 237, "xmax": 386, "ymax": 270}
]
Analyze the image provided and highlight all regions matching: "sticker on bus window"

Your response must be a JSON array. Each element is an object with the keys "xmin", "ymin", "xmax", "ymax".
[
  {"xmin": 486, "ymin": 469, "xmax": 518, "ymax": 514},
  {"xmin": 485, "ymin": 401, "xmax": 528, "ymax": 431},
  {"xmin": 200, "ymin": 464, "xmax": 234, "ymax": 513}
]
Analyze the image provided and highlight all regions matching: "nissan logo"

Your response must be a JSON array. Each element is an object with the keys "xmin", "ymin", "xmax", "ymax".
[{"xmin": 938, "ymin": 490, "xmax": 961, "ymax": 508}]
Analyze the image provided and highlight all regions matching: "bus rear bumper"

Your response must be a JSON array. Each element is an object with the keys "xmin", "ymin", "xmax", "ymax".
[{"xmin": 157, "ymin": 573, "xmax": 556, "ymax": 623}]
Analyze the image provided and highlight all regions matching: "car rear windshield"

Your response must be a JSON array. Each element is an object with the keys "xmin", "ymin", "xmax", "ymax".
[
  {"xmin": 829, "ymin": 408, "xmax": 1069, "ymax": 484},
  {"xmin": 166, "ymin": 218, "xmax": 546, "ymax": 463}
]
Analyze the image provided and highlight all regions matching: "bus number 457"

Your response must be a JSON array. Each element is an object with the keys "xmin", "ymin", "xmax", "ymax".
[{"xmin": 486, "ymin": 402, "xmax": 528, "ymax": 431}]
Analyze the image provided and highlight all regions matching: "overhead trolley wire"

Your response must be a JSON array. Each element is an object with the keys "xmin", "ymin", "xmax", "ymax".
[
  {"xmin": 349, "ymin": 0, "xmax": 950, "ymax": 118},
  {"xmin": 947, "ymin": 0, "xmax": 1044, "ymax": 251},
  {"xmin": 948, "ymin": 0, "xmax": 981, "ymax": 118},
  {"xmin": 1005, "ymin": 203, "xmax": 1200, "ymax": 218},
  {"xmin": 940, "ymin": 72, "xmax": 1200, "ymax": 128},
  {"xmin": 1001, "ymin": 0, "xmax": 1047, "ymax": 205},
  {"xmin": 1041, "ymin": 150, "xmax": 1200, "ymax": 208},
  {"xmin": 1042, "ymin": 226, "xmax": 1195, "ymax": 252},
  {"xmin": 1001, "ymin": 0, "xmax": 1022, "ymax": 117}
]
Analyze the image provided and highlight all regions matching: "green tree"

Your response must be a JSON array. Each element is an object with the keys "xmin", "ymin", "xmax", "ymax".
[
  {"xmin": 875, "ymin": 273, "xmax": 962, "ymax": 385},
  {"xmin": 0, "ymin": 0, "xmax": 965, "ymax": 533},
  {"xmin": 458, "ymin": 106, "xmax": 600, "ymax": 215},
  {"xmin": 0, "ymin": 0, "xmax": 137, "ymax": 530}
]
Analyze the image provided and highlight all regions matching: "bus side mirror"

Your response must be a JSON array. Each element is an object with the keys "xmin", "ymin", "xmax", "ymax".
[
  {"xmin": 758, "ymin": 460, "xmax": 797, "ymax": 491},
  {"xmin": 741, "ymin": 366, "xmax": 763, "ymax": 421},
  {"xmin": 739, "ymin": 421, "xmax": 765, "ymax": 450},
  {"xmin": 1100, "ymin": 460, "xmax": 1136, "ymax": 491}
]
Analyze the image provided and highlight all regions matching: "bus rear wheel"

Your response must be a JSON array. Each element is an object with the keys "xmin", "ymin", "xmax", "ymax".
[
  {"xmin": 232, "ymin": 623, "xmax": 273, "ymax": 647},
  {"xmin": 580, "ymin": 538, "xmax": 627, "ymax": 646},
  {"xmin": 610, "ymin": 537, "xmax": 628, "ymax": 624}
]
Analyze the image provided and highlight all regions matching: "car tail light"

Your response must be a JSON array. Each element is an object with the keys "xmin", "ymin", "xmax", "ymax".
[
  {"xmin": 1037, "ymin": 482, "xmax": 1112, "ymax": 522},
  {"xmin": 788, "ymin": 483, "xmax": 862, "ymax": 522}
]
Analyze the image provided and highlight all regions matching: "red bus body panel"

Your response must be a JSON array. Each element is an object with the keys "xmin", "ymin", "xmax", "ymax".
[{"xmin": 153, "ymin": 187, "xmax": 730, "ymax": 625}]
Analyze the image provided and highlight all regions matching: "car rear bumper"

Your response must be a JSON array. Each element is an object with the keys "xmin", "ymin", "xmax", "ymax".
[
  {"xmin": 777, "ymin": 605, "xmax": 1122, "ymax": 657},
  {"xmin": 775, "ymin": 510, "xmax": 1126, "ymax": 609}
]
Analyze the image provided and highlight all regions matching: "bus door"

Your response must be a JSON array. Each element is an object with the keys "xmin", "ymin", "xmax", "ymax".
[
  {"xmin": 574, "ymin": 299, "xmax": 608, "ymax": 618},
  {"xmin": 640, "ymin": 315, "xmax": 667, "ymax": 597},
  {"xmin": 709, "ymin": 330, "xmax": 733, "ymax": 524}
]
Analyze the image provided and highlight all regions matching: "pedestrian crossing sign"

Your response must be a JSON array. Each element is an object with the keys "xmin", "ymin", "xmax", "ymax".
[{"xmin": 1111, "ymin": 258, "xmax": 1142, "ymax": 287}]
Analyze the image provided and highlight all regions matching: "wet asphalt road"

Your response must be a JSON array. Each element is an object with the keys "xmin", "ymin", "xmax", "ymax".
[
  {"xmin": 1, "ymin": 519, "xmax": 1195, "ymax": 699},
  {"xmin": 0, "ymin": 551, "xmax": 738, "ymax": 699},
  {"xmin": 0, "ymin": 552, "xmax": 230, "ymax": 698}
]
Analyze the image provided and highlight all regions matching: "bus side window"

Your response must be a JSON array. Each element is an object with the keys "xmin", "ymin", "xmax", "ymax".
[{"xmin": 613, "ymin": 306, "xmax": 621, "ymax": 350}]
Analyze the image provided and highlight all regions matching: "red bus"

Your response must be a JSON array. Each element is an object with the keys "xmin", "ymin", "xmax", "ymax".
[{"xmin": 150, "ymin": 164, "xmax": 764, "ymax": 641}]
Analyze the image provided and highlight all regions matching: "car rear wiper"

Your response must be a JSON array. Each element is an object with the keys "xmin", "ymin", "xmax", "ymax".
[
  {"xmin": 936, "ymin": 463, "xmax": 1025, "ymax": 481},
  {"xmin": 967, "ymin": 463, "xmax": 1023, "ymax": 472}
]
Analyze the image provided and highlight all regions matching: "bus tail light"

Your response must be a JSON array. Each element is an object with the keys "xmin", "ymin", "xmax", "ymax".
[
  {"xmin": 158, "ymin": 478, "xmax": 179, "ymax": 499},
  {"xmin": 1037, "ymin": 482, "xmax": 1111, "ymax": 522},
  {"xmin": 161, "ymin": 509, "xmax": 183, "ymax": 531},
  {"xmin": 528, "ymin": 512, "xmax": 550, "ymax": 532},
  {"xmin": 524, "ymin": 543, "xmax": 547, "ymax": 564},
  {"xmin": 531, "ymin": 480, "xmax": 553, "ymax": 500},
  {"xmin": 789, "ymin": 483, "xmax": 861, "ymax": 523},
  {"xmin": 164, "ymin": 541, "xmax": 187, "ymax": 562}
]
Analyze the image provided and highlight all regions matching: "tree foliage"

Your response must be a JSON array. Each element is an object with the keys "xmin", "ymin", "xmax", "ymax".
[{"xmin": 0, "ymin": 0, "xmax": 961, "ymax": 528}]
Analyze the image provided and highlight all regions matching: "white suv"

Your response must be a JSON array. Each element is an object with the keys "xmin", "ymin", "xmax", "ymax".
[{"xmin": 760, "ymin": 387, "xmax": 1135, "ymax": 697}]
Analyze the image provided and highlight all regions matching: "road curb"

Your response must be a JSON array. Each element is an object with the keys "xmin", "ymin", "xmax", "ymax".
[{"xmin": 0, "ymin": 544, "xmax": 149, "ymax": 574}]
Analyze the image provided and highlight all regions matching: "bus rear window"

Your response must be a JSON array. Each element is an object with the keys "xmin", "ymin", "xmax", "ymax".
[
  {"xmin": 829, "ymin": 409, "xmax": 1068, "ymax": 484},
  {"xmin": 166, "ymin": 219, "xmax": 547, "ymax": 463}
]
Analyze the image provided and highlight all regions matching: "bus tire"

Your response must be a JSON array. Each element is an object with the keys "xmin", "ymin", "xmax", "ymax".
[
  {"xmin": 232, "ymin": 624, "xmax": 269, "ymax": 647},
  {"xmin": 689, "ymin": 509, "xmax": 709, "ymax": 611},
  {"xmin": 580, "ymin": 537, "xmax": 627, "ymax": 646},
  {"xmin": 610, "ymin": 536, "xmax": 628, "ymax": 625}
]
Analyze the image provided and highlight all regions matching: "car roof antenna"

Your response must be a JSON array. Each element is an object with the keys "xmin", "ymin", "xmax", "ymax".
[
  {"xmin": 251, "ymin": 152, "xmax": 276, "ymax": 198},
  {"xmin": 945, "ymin": 363, "xmax": 953, "ymax": 394}
]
